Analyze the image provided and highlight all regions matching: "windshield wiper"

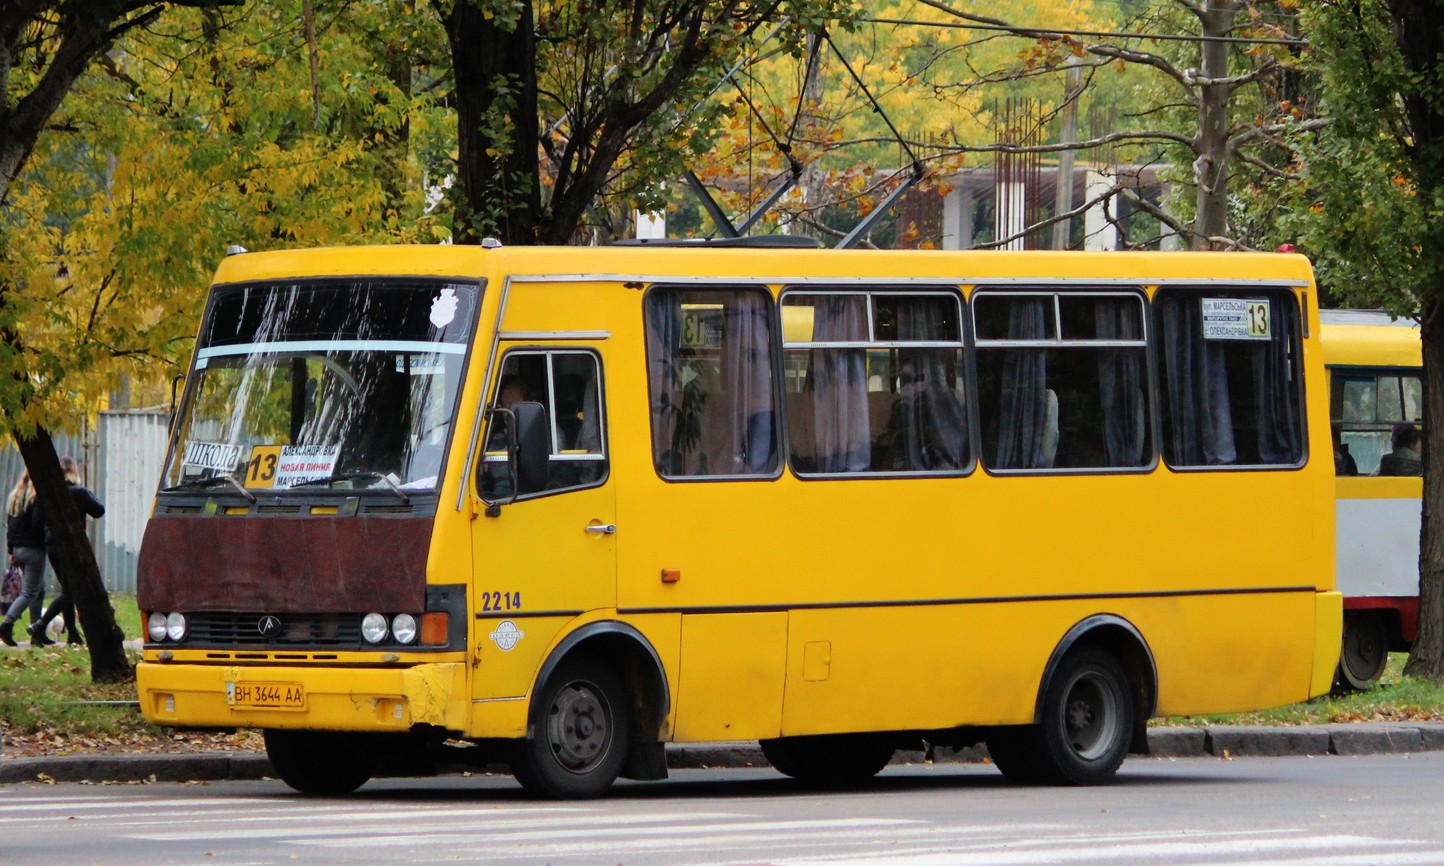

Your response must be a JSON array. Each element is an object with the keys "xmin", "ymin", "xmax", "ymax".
[
  {"xmin": 162, "ymin": 472, "xmax": 257, "ymax": 503},
  {"xmin": 289, "ymin": 471, "xmax": 410, "ymax": 504}
]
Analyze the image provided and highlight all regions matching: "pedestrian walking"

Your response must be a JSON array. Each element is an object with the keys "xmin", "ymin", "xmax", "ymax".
[
  {"xmin": 0, "ymin": 470, "xmax": 47, "ymax": 646},
  {"xmin": 30, "ymin": 456, "xmax": 104, "ymax": 646}
]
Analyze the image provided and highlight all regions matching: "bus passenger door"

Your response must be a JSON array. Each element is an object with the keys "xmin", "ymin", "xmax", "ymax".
[{"xmin": 470, "ymin": 347, "xmax": 616, "ymax": 709}]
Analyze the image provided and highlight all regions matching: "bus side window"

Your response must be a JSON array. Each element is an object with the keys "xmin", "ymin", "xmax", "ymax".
[
  {"xmin": 1155, "ymin": 290, "xmax": 1304, "ymax": 468},
  {"xmin": 481, "ymin": 349, "xmax": 608, "ymax": 499},
  {"xmin": 975, "ymin": 292, "xmax": 1150, "ymax": 471},
  {"xmin": 645, "ymin": 287, "xmax": 779, "ymax": 478},
  {"xmin": 781, "ymin": 290, "xmax": 970, "ymax": 476}
]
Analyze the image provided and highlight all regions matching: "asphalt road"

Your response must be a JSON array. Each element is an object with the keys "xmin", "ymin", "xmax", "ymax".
[{"xmin": 7, "ymin": 753, "xmax": 1444, "ymax": 866}]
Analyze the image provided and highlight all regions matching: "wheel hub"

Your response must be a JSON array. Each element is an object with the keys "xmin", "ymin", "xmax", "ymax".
[
  {"xmin": 1062, "ymin": 672, "xmax": 1119, "ymax": 760},
  {"xmin": 547, "ymin": 681, "xmax": 611, "ymax": 772},
  {"xmin": 1067, "ymin": 699, "xmax": 1094, "ymax": 732}
]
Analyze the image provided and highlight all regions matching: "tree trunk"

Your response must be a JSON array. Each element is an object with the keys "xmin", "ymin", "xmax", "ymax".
[
  {"xmin": 1391, "ymin": 0, "xmax": 1444, "ymax": 680},
  {"xmin": 445, "ymin": 0, "xmax": 540, "ymax": 245},
  {"xmin": 12, "ymin": 426, "xmax": 131, "ymax": 683},
  {"xmin": 1405, "ymin": 302, "xmax": 1444, "ymax": 678},
  {"xmin": 1192, "ymin": 1, "xmax": 1236, "ymax": 249}
]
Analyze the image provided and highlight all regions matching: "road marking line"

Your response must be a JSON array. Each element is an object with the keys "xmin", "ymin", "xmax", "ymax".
[
  {"xmin": 744, "ymin": 833, "xmax": 1431, "ymax": 865},
  {"xmin": 128, "ymin": 812, "xmax": 805, "ymax": 842}
]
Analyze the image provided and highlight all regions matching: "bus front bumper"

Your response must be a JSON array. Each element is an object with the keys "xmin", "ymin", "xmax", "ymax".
[{"xmin": 137, "ymin": 661, "xmax": 468, "ymax": 733}]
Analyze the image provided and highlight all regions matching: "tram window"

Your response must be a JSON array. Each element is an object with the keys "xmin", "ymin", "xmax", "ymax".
[{"xmin": 1333, "ymin": 371, "xmax": 1422, "ymax": 475}]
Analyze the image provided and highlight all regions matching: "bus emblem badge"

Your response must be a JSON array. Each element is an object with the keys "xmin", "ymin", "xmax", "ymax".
[
  {"xmin": 258, "ymin": 616, "xmax": 282, "ymax": 638},
  {"xmin": 489, "ymin": 620, "xmax": 525, "ymax": 652}
]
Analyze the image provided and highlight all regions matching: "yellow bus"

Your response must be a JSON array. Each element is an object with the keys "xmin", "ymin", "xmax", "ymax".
[
  {"xmin": 1322, "ymin": 309, "xmax": 1423, "ymax": 690},
  {"xmin": 136, "ymin": 241, "xmax": 1341, "ymax": 798}
]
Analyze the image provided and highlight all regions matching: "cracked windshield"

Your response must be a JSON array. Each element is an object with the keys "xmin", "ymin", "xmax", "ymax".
[{"xmin": 163, "ymin": 280, "xmax": 479, "ymax": 494}]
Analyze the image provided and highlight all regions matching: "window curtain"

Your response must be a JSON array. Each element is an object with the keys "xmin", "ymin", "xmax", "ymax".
[
  {"xmin": 1160, "ymin": 298, "xmax": 1236, "ymax": 465},
  {"xmin": 1095, "ymin": 301, "xmax": 1147, "ymax": 466},
  {"xmin": 1252, "ymin": 300, "xmax": 1302, "ymax": 463},
  {"xmin": 810, "ymin": 296, "xmax": 872, "ymax": 472},
  {"xmin": 722, "ymin": 292, "xmax": 778, "ymax": 474},
  {"xmin": 993, "ymin": 298, "xmax": 1051, "ymax": 469},
  {"xmin": 890, "ymin": 298, "xmax": 969, "ymax": 470},
  {"xmin": 644, "ymin": 293, "xmax": 693, "ymax": 474}
]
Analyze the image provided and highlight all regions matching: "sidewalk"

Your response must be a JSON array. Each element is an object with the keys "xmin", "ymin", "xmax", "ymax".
[{"xmin": 5, "ymin": 722, "xmax": 1443, "ymax": 785}]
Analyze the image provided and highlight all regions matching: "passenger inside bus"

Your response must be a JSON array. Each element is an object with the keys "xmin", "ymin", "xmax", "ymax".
[{"xmin": 1377, "ymin": 424, "xmax": 1423, "ymax": 476}]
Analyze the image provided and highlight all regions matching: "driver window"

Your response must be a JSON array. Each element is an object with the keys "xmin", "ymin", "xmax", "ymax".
[{"xmin": 482, "ymin": 349, "xmax": 608, "ymax": 496}]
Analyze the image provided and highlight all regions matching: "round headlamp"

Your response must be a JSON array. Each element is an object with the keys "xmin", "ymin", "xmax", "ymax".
[
  {"xmin": 391, "ymin": 613, "xmax": 418, "ymax": 645},
  {"xmin": 361, "ymin": 612, "xmax": 389, "ymax": 644},
  {"xmin": 147, "ymin": 612, "xmax": 168, "ymax": 642},
  {"xmin": 165, "ymin": 611, "xmax": 188, "ymax": 642}
]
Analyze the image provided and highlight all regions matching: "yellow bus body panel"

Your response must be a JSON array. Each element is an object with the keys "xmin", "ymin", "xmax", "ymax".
[{"xmin": 139, "ymin": 245, "xmax": 1338, "ymax": 749}]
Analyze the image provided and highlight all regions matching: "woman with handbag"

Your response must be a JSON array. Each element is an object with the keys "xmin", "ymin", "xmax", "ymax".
[{"xmin": 0, "ymin": 470, "xmax": 48, "ymax": 646}]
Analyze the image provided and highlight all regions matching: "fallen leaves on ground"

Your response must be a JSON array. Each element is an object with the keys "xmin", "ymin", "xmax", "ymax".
[{"xmin": 0, "ymin": 723, "xmax": 262, "ymax": 759}]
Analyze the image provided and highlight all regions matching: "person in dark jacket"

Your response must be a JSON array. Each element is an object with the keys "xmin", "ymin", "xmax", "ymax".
[
  {"xmin": 1377, "ymin": 424, "xmax": 1423, "ymax": 477},
  {"xmin": 0, "ymin": 470, "xmax": 47, "ymax": 646},
  {"xmin": 29, "ymin": 456, "xmax": 105, "ymax": 646}
]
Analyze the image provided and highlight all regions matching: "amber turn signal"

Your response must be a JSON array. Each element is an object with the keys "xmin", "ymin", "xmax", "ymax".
[{"xmin": 420, "ymin": 612, "xmax": 450, "ymax": 645}]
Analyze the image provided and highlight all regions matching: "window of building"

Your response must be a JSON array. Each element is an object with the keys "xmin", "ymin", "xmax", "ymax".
[
  {"xmin": 975, "ymin": 291, "xmax": 1151, "ymax": 471},
  {"xmin": 1155, "ymin": 290, "xmax": 1303, "ymax": 467},
  {"xmin": 644, "ymin": 287, "xmax": 779, "ymax": 478},
  {"xmin": 781, "ymin": 290, "xmax": 970, "ymax": 475}
]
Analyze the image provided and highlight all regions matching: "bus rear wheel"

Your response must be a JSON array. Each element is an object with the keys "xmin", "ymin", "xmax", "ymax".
[
  {"xmin": 990, "ymin": 647, "xmax": 1133, "ymax": 786},
  {"xmin": 510, "ymin": 658, "xmax": 630, "ymax": 799},
  {"xmin": 263, "ymin": 729, "xmax": 378, "ymax": 795},
  {"xmin": 1335, "ymin": 611, "xmax": 1389, "ymax": 692},
  {"xmin": 759, "ymin": 734, "xmax": 894, "ymax": 785}
]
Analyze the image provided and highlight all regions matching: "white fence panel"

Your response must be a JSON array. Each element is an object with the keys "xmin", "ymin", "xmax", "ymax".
[{"xmin": 94, "ymin": 412, "xmax": 170, "ymax": 593}]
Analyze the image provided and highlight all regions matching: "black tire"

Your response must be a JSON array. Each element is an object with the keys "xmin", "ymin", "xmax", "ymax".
[
  {"xmin": 510, "ymin": 657, "xmax": 630, "ymax": 799},
  {"xmin": 1334, "ymin": 611, "xmax": 1389, "ymax": 693},
  {"xmin": 263, "ymin": 729, "xmax": 378, "ymax": 796},
  {"xmin": 988, "ymin": 647, "xmax": 1134, "ymax": 786},
  {"xmin": 759, "ymin": 734, "xmax": 894, "ymax": 785},
  {"xmin": 985, "ymin": 727, "xmax": 1046, "ymax": 784}
]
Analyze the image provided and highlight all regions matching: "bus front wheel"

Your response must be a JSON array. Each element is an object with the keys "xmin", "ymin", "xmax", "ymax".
[
  {"xmin": 510, "ymin": 658, "xmax": 630, "ymax": 799},
  {"xmin": 1335, "ymin": 611, "xmax": 1389, "ymax": 693},
  {"xmin": 759, "ymin": 734, "xmax": 894, "ymax": 785},
  {"xmin": 989, "ymin": 647, "xmax": 1133, "ymax": 786},
  {"xmin": 263, "ymin": 729, "xmax": 378, "ymax": 795}
]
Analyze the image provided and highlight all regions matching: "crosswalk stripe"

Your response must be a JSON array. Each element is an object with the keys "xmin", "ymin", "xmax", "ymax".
[
  {"xmin": 95, "ymin": 804, "xmax": 607, "ymax": 828},
  {"xmin": 746, "ymin": 833, "xmax": 1431, "ymax": 865},
  {"xmin": 1199, "ymin": 855, "xmax": 1444, "ymax": 866},
  {"xmin": 0, "ymin": 796, "xmax": 294, "ymax": 814},
  {"xmin": 132, "ymin": 815, "xmax": 917, "ymax": 844}
]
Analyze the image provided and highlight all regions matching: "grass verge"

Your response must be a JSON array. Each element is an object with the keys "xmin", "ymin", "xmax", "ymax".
[{"xmin": 0, "ymin": 592, "xmax": 261, "ymax": 757}]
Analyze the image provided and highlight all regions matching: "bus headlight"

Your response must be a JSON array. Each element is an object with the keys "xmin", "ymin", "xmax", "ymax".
[
  {"xmin": 361, "ymin": 612, "xmax": 389, "ymax": 644},
  {"xmin": 165, "ymin": 612, "xmax": 188, "ymax": 642},
  {"xmin": 147, "ymin": 612, "xmax": 168, "ymax": 642},
  {"xmin": 391, "ymin": 614, "xmax": 418, "ymax": 645}
]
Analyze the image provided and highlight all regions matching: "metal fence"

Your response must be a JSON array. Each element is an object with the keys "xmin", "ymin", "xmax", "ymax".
[{"xmin": 0, "ymin": 411, "xmax": 170, "ymax": 594}]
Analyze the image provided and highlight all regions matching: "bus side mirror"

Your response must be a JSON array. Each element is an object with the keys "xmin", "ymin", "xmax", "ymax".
[{"xmin": 511, "ymin": 401, "xmax": 549, "ymax": 495}]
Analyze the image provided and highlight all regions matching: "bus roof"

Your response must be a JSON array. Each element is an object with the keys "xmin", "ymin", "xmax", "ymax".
[
  {"xmin": 1320, "ymin": 309, "xmax": 1421, "ymax": 368},
  {"xmin": 210, "ymin": 244, "xmax": 1318, "ymax": 289}
]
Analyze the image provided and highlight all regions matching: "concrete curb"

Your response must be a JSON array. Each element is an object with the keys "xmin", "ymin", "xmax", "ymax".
[{"xmin": 5, "ymin": 723, "xmax": 1444, "ymax": 785}]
